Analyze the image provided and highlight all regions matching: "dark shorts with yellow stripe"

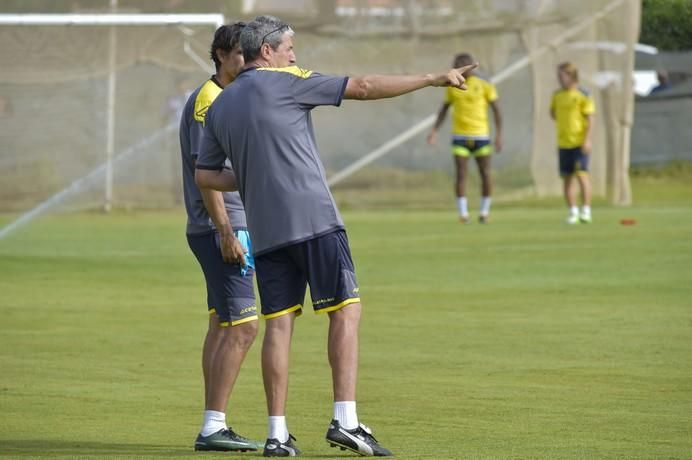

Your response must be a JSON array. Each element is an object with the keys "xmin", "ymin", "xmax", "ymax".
[
  {"xmin": 255, "ymin": 229, "xmax": 360, "ymax": 319},
  {"xmin": 187, "ymin": 230, "xmax": 258, "ymax": 327},
  {"xmin": 559, "ymin": 146, "xmax": 590, "ymax": 177},
  {"xmin": 452, "ymin": 137, "xmax": 492, "ymax": 157}
]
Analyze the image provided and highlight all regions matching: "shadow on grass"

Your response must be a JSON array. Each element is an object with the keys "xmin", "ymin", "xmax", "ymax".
[
  {"xmin": 0, "ymin": 440, "xmax": 191, "ymax": 457},
  {"xmin": 0, "ymin": 440, "xmax": 358, "ymax": 458}
]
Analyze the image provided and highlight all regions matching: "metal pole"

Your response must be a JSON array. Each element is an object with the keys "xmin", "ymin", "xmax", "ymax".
[
  {"xmin": 614, "ymin": 0, "xmax": 640, "ymax": 206},
  {"xmin": 104, "ymin": 0, "xmax": 117, "ymax": 212}
]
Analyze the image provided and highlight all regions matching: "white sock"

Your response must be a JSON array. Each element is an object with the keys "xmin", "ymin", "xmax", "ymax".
[
  {"xmin": 581, "ymin": 205, "xmax": 591, "ymax": 216},
  {"xmin": 333, "ymin": 401, "xmax": 359, "ymax": 430},
  {"xmin": 569, "ymin": 206, "xmax": 579, "ymax": 216},
  {"xmin": 268, "ymin": 416, "xmax": 289, "ymax": 442},
  {"xmin": 456, "ymin": 197, "xmax": 468, "ymax": 217},
  {"xmin": 201, "ymin": 410, "xmax": 227, "ymax": 437},
  {"xmin": 480, "ymin": 196, "xmax": 492, "ymax": 216}
]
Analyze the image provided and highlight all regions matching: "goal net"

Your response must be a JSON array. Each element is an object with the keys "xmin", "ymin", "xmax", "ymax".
[
  {"xmin": 0, "ymin": 0, "xmax": 640, "ymax": 232},
  {"xmin": 0, "ymin": 11, "xmax": 222, "ymax": 218}
]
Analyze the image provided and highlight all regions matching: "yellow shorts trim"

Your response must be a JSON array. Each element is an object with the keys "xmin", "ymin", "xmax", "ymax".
[
  {"xmin": 219, "ymin": 321, "xmax": 230, "ymax": 327},
  {"xmin": 452, "ymin": 145, "xmax": 493, "ymax": 157},
  {"xmin": 452, "ymin": 140, "xmax": 492, "ymax": 158},
  {"xmin": 452, "ymin": 145, "xmax": 471, "ymax": 157},
  {"xmin": 563, "ymin": 171, "xmax": 590, "ymax": 178},
  {"xmin": 316, "ymin": 297, "xmax": 361, "ymax": 314},
  {"xmin": 231, "ymin": 315, "xmax": 259, "ymax": 326},
  {"xmin": 262, "ymin": 304, "xmax": 303, "ymax": 320},
  {"xmin": 209, "ymin": 308, "xmax": 216, "ymax": 316}
]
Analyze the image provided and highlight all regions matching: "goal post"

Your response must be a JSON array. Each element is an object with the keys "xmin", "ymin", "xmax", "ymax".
[
  {"xmin": 0, "ymin": 11, "xmax": 225, "ymax": 237},
  {"xmin": 0, "ymin": 11, "xmax": 223, "ymax": 215}
]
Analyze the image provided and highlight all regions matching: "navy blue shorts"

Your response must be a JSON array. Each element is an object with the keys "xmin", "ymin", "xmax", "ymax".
[
  {"xmin": 187, "ymin": 230, "xmax": 257, "ymax": 326},
  {"xmin": 559, "ymin": 147, "xmax": 590, "ymax": 176},
  {"xmin": 254, "ymin": 229, "xmax": 360, "ymax": 319}
]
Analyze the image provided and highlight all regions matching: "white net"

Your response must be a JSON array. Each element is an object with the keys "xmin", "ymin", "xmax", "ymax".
[
  {"xmin": 0, "ymin": 19, "xmax": 219, "ymax": 214},
  {"xmin": 0, "ymin": 0, "xmax": 640, "ymax": 223}
]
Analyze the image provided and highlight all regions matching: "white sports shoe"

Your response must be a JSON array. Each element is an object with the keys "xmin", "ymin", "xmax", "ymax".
[{"xmin": 566, "ymin": 214, "xmax": 580, "ymax": 225}]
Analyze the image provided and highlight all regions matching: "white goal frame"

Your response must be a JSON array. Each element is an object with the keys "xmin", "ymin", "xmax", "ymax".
[{"xmin": 0, "ymin": 11, "xmax": 224, "ymax": 239}]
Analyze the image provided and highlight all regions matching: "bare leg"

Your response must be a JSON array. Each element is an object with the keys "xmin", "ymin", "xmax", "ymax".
[
  {"xmin": 325, "ymin": 303, "xmax": 392, "ymax": 456},
  {"xmin": 454, "ymin": 155, "xmax": 468, "ymax": 198},
  {"xmin": 203, "ymin": 314, "xmax": 224, "ymax": 407},
  {"xmin": 576, "ymin": 174, "xmax": 592, "ymax": 207},
  {"xmin": 563, "ymin": 175, "xmax": 576, "ymax": 208},
  {"xmin": 475, "ymin": 155, "xmax": 493, "ymax": 198},
  {"xmin": 262, "ymin": 313, "xmax": 296, "ymax": 416},
  {"xmin": 328, "ymin": 303, "xmax": 361, "ymax": 402},
  {"xmin": 207, "ymin": 320, "xmax": 259, "ymax": 411}
]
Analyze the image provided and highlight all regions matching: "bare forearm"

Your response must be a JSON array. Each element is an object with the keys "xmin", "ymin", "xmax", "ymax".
[
  {"xmin": 584, "ymin": 116, "xmax": 593, "ymax": 142},
  {"xmin": 432, "ymin": 105, "xmax": 450, "ymax": 131},
  {"xmin": 195, "ymin": 168, "xmax": 237, "ymax": 192},
  {"xmin": 344, "ymin": 63, "xmax": 475, "ymax": 101},
  {"xmin": 345, "ymin": 74, "xmax": 435, "ymax": 100},
  {"xmin": 200, "ymin": 188, "xmax": 233, "ymax": 236},
  {"xmin": 492, "ymin": 106, "xmax": 503, "ymax": 137}
]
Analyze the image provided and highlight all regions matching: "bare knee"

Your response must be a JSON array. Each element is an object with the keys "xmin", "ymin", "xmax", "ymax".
[
  {"xmin": 263, "ymin": 314, "xmax": 295, "ymax": 345},
  {"xmin": 228, "ymin": 320, "xmax": 258, "ymax": 351},
  {"xmin": 328, "ymin": 302, "xmax": 362, "ymax": 325}
]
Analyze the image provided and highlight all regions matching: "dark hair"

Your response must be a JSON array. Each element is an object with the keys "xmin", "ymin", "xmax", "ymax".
[
  {"xmin": 209, "ymin": 22, "xmax": 246, "ymax": 70},
  {"xmin": 453, "ymin": 53, "xmax": 474, "ymax": 68}
]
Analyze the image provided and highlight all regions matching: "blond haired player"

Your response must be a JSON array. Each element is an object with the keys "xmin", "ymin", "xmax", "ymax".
[{"xmin": 550, "ymin": 62, "xmax": 595, "ymax": 224}]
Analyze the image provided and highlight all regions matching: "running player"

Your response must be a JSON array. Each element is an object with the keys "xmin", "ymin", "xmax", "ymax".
[
  {"xmin": 196, "ymin": 15, "xmax": 477, "ymax": 457},
  {"xmin": 179, "ymin": 22, "xmax": 260, "ymax": 452},
  {"xmin": 550, "ymin": 62, "xmax": 595, "ymax": 224},
  {"xmin": 428, "ymin": 53, "xmax": 503, "ymax": 224}
]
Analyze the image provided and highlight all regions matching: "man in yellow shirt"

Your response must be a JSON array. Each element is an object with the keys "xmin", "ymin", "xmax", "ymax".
[
  {"xmin": 550, "ymin": 62, "xmax": 595, "ymax": 224},
  {"xmin": 428, "ymin": 53, "xmax": 502, "ymax": 224}
]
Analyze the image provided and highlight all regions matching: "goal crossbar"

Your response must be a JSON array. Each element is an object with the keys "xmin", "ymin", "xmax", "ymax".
[{"xmin": 0, "ymin": 13, "xmax": 225, "ymax": 27}]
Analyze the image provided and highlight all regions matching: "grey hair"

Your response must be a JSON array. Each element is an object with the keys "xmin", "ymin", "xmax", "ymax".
[{"xmin": 240, "ymin": 15, "xmax": 294, "ymax": 63}]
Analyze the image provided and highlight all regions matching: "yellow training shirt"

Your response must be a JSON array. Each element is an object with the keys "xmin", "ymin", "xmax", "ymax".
[
  {"xmin": 193, "ymin": 79, "xmax": 223, "ymax": 125},
  {"xmin": 445, "ymin": 75, "xmax": 498, "ymax": 137},
  {"xmin": 551, "ymin": 87, "xmax": 595, "ymax": 149}
]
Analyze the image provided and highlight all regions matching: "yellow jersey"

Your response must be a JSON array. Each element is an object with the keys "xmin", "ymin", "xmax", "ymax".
[
  {"xmin": 445, "ymin": 75, "xmax": 498, "ymax": 138},
  {"xmin": 193, "ymin": 78, "xmax": 223, "ymax": 125},
  {"xmin": 551, "ymin": 87, "xmax": 595, "ymax": 149}
]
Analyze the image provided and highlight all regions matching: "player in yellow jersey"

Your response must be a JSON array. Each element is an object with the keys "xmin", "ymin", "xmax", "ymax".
[
  {"xmin": 550, "ymin": 62, "xmax": 595, "ymax": 224},
  {"xmin": 428, "ymin": 53, "xmax": 502, "ymax": 224}
]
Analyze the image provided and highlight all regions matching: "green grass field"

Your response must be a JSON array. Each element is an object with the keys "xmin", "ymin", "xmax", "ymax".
[{"xmin": 1, "ymin": 172, "xmax": 691, "ymax": 459}]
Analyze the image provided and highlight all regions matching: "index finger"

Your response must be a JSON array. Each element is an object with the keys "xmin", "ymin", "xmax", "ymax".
[{"xmin": 456, "ymin": 62, "xmax": 479, "ymax": 73}]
